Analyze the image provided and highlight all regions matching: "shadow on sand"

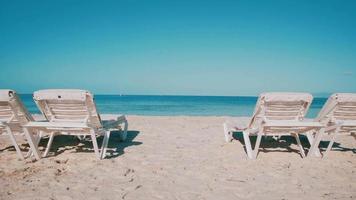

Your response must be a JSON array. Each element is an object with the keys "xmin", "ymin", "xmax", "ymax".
[
  {"xmin": 232, "ymin": 132, "xmax": 356, "ymax": 157},
  {"xmin": 20, "ymin": 130, "xmax": 143, "ymax": 159}
]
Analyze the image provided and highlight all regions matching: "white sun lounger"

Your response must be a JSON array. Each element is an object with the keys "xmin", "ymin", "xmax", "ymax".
[
  {"xmin": 24, "ymin": 89, "xmax": 128, "ymax": 159},
  {"xmin": 223, "ymin": 92, "xmax": 324, "ymax": 159},
  {"xmin": 309, "ymin": 93, "xmax": 356, "ymax": 157},
  {"xmin": 0, "ymin": 90, "xmax": 41, "ymax": 160}
]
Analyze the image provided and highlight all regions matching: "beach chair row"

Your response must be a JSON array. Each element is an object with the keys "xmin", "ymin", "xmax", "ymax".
[
  {"xmin": 223, "ymin": 92, "xmax": 356, "ymax": 159},
  {"xmin": 1, "ymin": 90, "xmax": 355, "ymax": 160},
  {"xmin": 0, "ymin": 89, "xmax": 128, "ymax": 160}
]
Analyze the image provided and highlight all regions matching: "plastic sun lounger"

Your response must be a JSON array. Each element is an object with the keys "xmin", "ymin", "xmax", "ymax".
[
  {"xmin": 308, "ymin": 93, "xmax": 356, "ymax": 158},
  {"xmin": 223, "ymin": 92, "xmax": 324, "ymax": 159},
  {"xmin": 0, "ymin": 90, "xmax": 41, "ymax": 160},
  {"xmin": 24, "ymin": 89, "xmax": 128, "ymax": 159}
]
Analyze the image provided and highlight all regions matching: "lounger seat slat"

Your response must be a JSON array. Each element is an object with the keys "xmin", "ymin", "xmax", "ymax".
[
  {"xmin": 335, "ymin": 117, "xmax": 356, "ymax": 121},
  {"xmin": 46, "ymin": 100, "xmax": 86, "ymax": 105},
  {"xmin": 266, "ymin": 101, "xmax": 303, "ymax": 104},
  {"xmin": 337, "ymin": 105, "xmax": 356, "ymax": 109},
  {"xmin": 266, "ymin": 111, "xmax": 302, "ymax": 115},
  {"xmin": 0, "ymin": 103, "xmax": 10, "ymax": 107},
  {"xmin": 0, "ymin": 116, "xmax": 12, "ymax": 120},
  {"xmin": 51, "ymin": 108, "xmax": 87, "ymax": 112},
  {"xmin": 339, "ymin": 102, "xmax": 356, "ymax": 106},
  {"xmin": 264, "ymin": 120, "xmax": 322, "ymax": 127},
  {"xmin": 0, "ymin": 103, "xmax": 12, "ymax": 120},
  {"xmin": 266, "ymin": 116, "xmax": 300, "ymax": 120},
  {"xmin": 266, "ymin": 108, "xmax": 302, "ymax": 112},
  {"xmin": 0, "ymin": 111, "xmax": 12, "ymax": 115},
  {"xmin": 48, "ymin": 105, "xmax": 87, "ymax": 109},
  {"xmin": 0, "ymin": 112, "xmax": 13, "ymax": 117},
  {"xmin": 51, "ymin": 110, "xmax": 88, "ymax": 116},
  {"xmin": 53, "ymin": 115, "xmax": 88, "ymax": 120},
  {"xmin": 25, "ymin": 121, "xmax": 90, "ymax": 128},
  {"xmin": 0, "ymin": 107, "xmax": 12, "ymax": 111},
  {"xmin": 334, "ymin": 111, "xmax": 356, "ymax": 115}
]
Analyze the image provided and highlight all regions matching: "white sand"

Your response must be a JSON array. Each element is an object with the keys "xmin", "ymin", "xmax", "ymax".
[{"xmin": 0, "ymin": 116, "xmax": 355, "ymax": 200}]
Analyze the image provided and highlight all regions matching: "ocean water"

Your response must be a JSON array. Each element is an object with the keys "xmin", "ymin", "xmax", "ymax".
[{"xmin": 20, "ymin": 95, "xmax": 327, "ymax": 118}]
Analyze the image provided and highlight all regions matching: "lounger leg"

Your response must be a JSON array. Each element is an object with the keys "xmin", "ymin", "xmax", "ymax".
[
  {"xmin": 43, "ymin": 132, "xmax": 55, "ymax": 157},
  {"xmin": 77, "ymin": 135, "xmax": 86, "ymax": 141},
  {"xmin": 306, "ymin": 132, "xmax": 322, "ymax": 157},
  {"xmin": 242, "ymin": 131, "xmax": 253, "ymax": 159},
  {"xmin": 323, "ymin": 131, "xmax": 338, "ymax": 158},
  {"xmin": 293, "ymin": 133, "xmax": 306, "ymax": 158},
  {"xmin": 36, "ymin": 131, "xmax": 43, "ymax": 147},
  {"xmin": 323, "ymin": 140, "xmax": 335, "ymax": 158},
  {"xmin": 120, "ymin": 120, "xmax": 128, "ymax": 142},
  {"xmin": 223, "ymin": 123, "xmax": 232, "ymax": 142},
  {"xmin": 5, "ymin": 126, "xmax": 24, "ymax": 160},
  {"xmin": 23, "ymin": 128, "xmax": 41, "ymax": 160},
  {"xmin": 26, "ymin": 130, "xmax": 43, "ymax": 158},
  {"xmin": 90, "ymin": 129, "xmax": 101, "ymax": 160},
  {"xmin": 252, "ymin": 133, "xmax": 263, "ymax": 159},
  {"xmin": 308, "ymin": 128, "xmax": 325, "ymax": 158},
  {"xmin": 100, "ymin": 131, "xmax": 110, "ymax": 159}
]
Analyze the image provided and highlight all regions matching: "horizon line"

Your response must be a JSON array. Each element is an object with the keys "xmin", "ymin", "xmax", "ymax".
[{"xmin": 20, "ymin": 93, "xmax": 331, "ymax": 98}]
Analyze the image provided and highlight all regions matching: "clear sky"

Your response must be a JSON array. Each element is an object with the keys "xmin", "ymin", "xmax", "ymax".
[{"xmin": 0, "ymin": 0, "xmax": 355, "ymax": 96}]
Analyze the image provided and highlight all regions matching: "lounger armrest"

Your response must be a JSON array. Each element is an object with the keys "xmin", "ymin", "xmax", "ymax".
[
  {"xmin": 116, "ymin": 115, "xmax": 127, "ymax": 123},
  {"xmin": 100, "ymin": 114, "xmax": 127, "ymax": 130},
  {"xmin": 324, "ymin": 122, "xmax": 343, "ymax": 132},
  {"xmin": 24, "ymin": 121, "xmax": 90, "ymax": 129},
  {"xmin": 32, "ymin": 114, "xmax": 47, "ymax": 121},
  {"xmin": 99, "ymin": 114, "xmax": 124, "ymax": 121},
  {"xmin": 225, "ymin": 117, "xmax": 251, "ymax": 131},
  {"xmin": 263, "ymin": 120, "xmax": 323, "ymax": 127}
]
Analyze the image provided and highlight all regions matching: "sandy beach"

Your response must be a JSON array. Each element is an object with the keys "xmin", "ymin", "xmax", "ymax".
[{"xmin": 0, "ymin": 115, "xmax": 355, "ymax": 200}]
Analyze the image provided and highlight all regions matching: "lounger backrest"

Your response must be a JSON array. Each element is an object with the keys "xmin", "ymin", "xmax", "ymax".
[
  {"xmin": 316, "ymin": 93, "xmax": 356, "ymax": 123},
  {"xmin": 33, "ymin": 89, "xmax": 102, "ymax": 128},
  {"xmin": 0, "ymin": 89, "xmax": 33, "ymax": 125},
  {"xmin": 249, "ymin": 93, "xmax": 313, "ymax": 128}
]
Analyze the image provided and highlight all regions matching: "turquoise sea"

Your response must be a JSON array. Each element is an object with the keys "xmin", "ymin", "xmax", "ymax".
[{"xmin": 20, "ymin": 95, "xmax": 327, "ymax": 118}]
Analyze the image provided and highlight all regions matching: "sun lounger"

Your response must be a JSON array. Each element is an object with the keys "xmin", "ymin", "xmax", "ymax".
[
  {"xmin": 309, "ymin": 93, "xmax": 356, "ymax": 157},
  {"xmin": 223, "ymin": 92, "xmax": 324, "ymax": 159},
  {"xmin": 0, "ymin": 90, "xmax": 41, "ymax": 160},
  {"xmin": 24, "ymin": 89, "xmax": 128, "ymax": 159}
]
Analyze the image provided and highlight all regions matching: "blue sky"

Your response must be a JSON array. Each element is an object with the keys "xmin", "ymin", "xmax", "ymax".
[{"xmin": 0, "ymin": 0, "xmax": 355, "ymax": 96}]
